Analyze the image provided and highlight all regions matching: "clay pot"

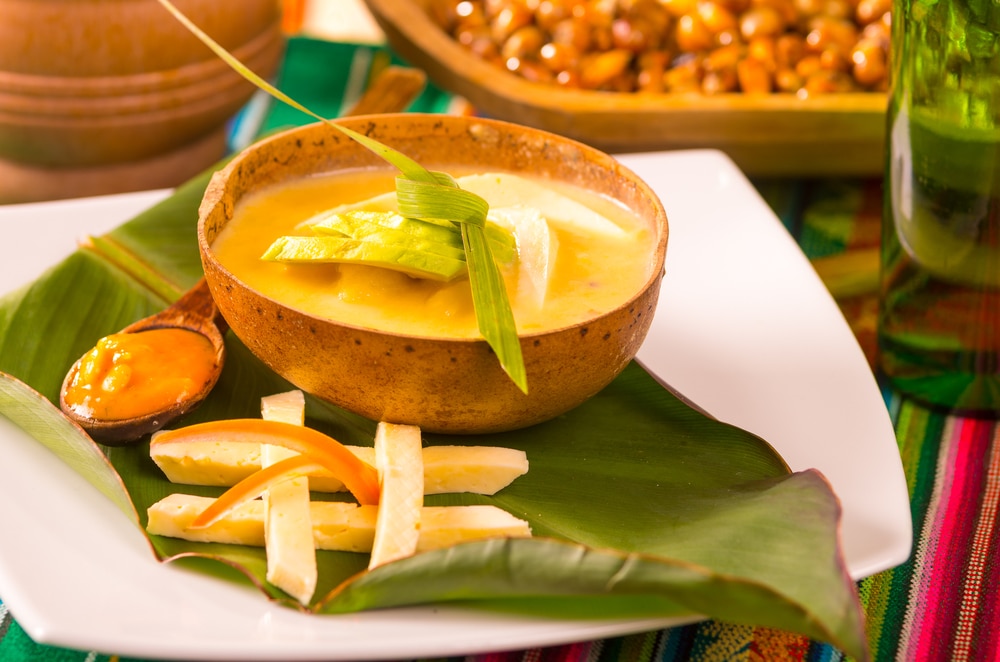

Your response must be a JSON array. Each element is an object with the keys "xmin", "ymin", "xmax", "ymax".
[
  {"xmin": 0, "ymin": 0, "xmax": 284, "ymax": 200},
  {"xmin": 0, "ymin": 0, "xmax": 280, "ymax": 77},
  {"xmin": 198, "ymin": 115, "xmax": 669, "ymax": 434}
]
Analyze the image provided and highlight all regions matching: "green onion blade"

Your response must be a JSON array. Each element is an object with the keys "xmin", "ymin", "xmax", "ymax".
[
  {"xmin": 395, "ymin": 178, "xmax": 489, "ymax": 227},
  {"xmin": 462, "ymin": 224, "xmax": 527, "ymax": 394}
]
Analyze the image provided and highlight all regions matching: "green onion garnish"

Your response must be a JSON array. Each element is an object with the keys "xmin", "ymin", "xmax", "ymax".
[{"xmin": 156, "ymin": 0, "xmax": 527, "ymax": 393}]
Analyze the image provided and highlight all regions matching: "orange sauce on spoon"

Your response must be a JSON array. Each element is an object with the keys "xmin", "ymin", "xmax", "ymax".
[{"xmin": 63, "ymin": 328, "xmax": 217, "ymax": 421}]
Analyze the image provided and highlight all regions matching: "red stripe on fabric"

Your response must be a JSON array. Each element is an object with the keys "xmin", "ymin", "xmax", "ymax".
[
  {"xmin": 954, "ymin": 423, "xmax": 1000, "ymax": 661},
  {"xmin": 910, "ymin": 418, "xmax": 992, "ymax": 658},
  {"xmin": 523, "ymin": 649, "xmax": 544, "ymax": 662},
  {"xmin": 900, "ymin": 417, "xmax": 959, "ymax": 657},
  {"xmin": 969, "ymin": 425, "xmax": 1000, "ymax": 660},
  {"xmin": 478, "ymin": 650, "xmax": 540, "ymax": 662},
  {"xmin": 538, "ymin": 641, "xmax": 596, "ymax": 662},
  {"xmin": 474, "ymin": 652, "xmax": 527, "ymax": 662}
]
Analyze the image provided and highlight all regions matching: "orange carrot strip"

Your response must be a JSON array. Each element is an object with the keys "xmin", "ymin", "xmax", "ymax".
[
  {"xmin": 190, "ymin": 454, "xmax": 322, "ymax": 528},
  {"xmin": 152, "ymin": 419, "xmax": 380, "ymax": 505}
]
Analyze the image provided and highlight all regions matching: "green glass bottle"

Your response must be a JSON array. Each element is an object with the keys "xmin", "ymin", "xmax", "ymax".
[{"xmin": 879, "ymin": 0, "xmax": 1000, "ymax": 412}]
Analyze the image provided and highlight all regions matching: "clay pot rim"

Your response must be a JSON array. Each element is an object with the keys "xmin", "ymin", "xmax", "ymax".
[
  {"xmin": 197, "ymin": 115, "xmax": 669, "ymax": 345},
  {"xmin": 0, "ymin": 33, "xmax": 280, "ymax": 119},
  {"xmin": 0, "ymin": 21, "xmax": 280, "ymax": 99},
  {"xmin": 0, "ymin": 76, "xmax": 256, "ymax": 129}
]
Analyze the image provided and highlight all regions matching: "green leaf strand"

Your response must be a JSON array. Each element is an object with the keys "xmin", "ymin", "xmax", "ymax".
[
  {"xmin": 395, "ymin": 177, "xmax": 489, "ymax": 227},
  {"xmin": 462, "ymin": 225, "xmax": 527, "ymax": 391}
]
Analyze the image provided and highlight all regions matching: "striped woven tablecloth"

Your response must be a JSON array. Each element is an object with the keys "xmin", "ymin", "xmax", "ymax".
[{"xmin": 1, "ymin": 38, "xmax": 992, "ymax": 662}]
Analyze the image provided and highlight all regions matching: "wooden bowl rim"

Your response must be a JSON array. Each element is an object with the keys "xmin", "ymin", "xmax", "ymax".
[{"xmin": 361, "ymin": 0, "xmax": 888, "ymax": 116}]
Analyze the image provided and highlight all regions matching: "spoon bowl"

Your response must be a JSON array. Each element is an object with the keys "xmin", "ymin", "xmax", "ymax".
[{"xmin": 59, "ymin": 278, "xmax": 226, "ymax": 445}]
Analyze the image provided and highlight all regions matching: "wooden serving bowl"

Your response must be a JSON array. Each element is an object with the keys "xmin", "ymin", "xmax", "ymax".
[
  {"xmin": 198, "ymin": 115, "xmax": 668, "ymax": 434},
  {"xmin": 361, "ymin": 0, "xmax": 888, "ymax": 177}
]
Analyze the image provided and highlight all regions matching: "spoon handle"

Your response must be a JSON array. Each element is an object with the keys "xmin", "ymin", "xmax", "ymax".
[
  {"xmin": 343, "ymin": 66, "xmax": 426, "ymax": 116},
  {"xmin": 124, "ymin": 277, "xmax": 220, "ymax": 334}
]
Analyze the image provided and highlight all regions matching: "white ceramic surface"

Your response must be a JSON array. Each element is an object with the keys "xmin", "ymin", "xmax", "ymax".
[{"xmin": 0, "ymin": 150, "xmax": 911, "ymax": 660}]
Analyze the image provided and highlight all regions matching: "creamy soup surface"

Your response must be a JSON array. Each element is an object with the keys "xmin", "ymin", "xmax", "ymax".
[{"xmin": 211, "ymin": 168, "xmax": 656, "ymax": 338}]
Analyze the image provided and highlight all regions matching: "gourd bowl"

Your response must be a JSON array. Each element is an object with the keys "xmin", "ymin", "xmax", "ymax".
[{"xmin": 198, "ymin": 114, "xmax": 669, "ymax": 434}]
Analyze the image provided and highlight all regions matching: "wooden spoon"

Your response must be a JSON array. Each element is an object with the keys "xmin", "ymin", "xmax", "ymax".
[
  {"xmin": 60, "ymin": 278, "xmax": 225, "ymax": 444},
  {"xmin": 59, "ymin": 66, "xmax": 428, "ymax": 444}
]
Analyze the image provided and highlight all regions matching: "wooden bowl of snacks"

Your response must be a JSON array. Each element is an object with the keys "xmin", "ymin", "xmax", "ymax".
[
  {"xmin": 198, "ymin": 114, "xmax": 668, "ymax": 434},
  {"xmin": 362, "ymin": 0, "xmax": 889, "ymax": 176}
]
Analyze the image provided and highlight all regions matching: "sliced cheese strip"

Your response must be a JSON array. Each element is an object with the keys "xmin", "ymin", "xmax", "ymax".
[
  {"xmin": 260, "ymin": 390, "xmax": 316, "ymax": 605},
  {"xmin": 487, "ymin": 206, "xmax": 557, "ymax": 311},
  {"xmin": 151, "ymin": 442, "xmax": 527, "ymax": 495},
  {"xmin": 416, "ymin": 505, "xmax": 532, "ymax": 551},
  {"xmin": 148, "ymin": 493, "xmax": 267, "ymax": 546},
  {"xmin": 421, "ymin": 446, "xmax": 528, "ymax": 495},
  {"xmin": 146, "ymin": 494, "xmax": 532, "ymax": 552},
  {"xmin": 368, "ymin": 422, "xmax": 424, "ymax": 569}
]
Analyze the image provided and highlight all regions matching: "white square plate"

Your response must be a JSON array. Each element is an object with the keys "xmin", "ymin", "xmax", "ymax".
[{"xmin": 0, "ymin": 150, "xmax": 911, "ymax": 660}]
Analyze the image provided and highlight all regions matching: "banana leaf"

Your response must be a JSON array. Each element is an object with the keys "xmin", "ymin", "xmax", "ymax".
[{"xmin": 0, "ymin": 170, "xmax": 867, "ymax": 659}]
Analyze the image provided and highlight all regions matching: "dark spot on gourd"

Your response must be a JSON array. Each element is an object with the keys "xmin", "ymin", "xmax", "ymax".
[
  {"xmin": 533, "ymin": 339, "xmax": 541, "ymax": 347},
  {"xmin": 404, "ymin": 345, "xmax": 415, "ymax": 353},
  {"xmin": 602, "ymin": 332, "xmax": 611, "ymax": 341},
  {"xmin": 276, "ymin": 311, "xmax": 284, "ymax": 321},
  {"xmin": 580, "ymin": 327, "xmax": 589, "ymax": 337},
  {"xmin": 354, "ymin": 338, "xmax": 362, "ymax": 345}
]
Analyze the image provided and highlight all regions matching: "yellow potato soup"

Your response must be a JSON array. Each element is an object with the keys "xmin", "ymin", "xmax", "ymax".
[{"xmin": 211, "ymin": 168, "xmax": 656, "ymax": 338}]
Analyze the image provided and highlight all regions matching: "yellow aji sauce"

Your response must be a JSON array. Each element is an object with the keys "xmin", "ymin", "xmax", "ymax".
[
  {"xmin": 211, "ymin": 169, "xmax": 655, "ymax": 338},
  {"xmin": 63, "ymin": 328, "xmax": 217, "ymax": 420}
]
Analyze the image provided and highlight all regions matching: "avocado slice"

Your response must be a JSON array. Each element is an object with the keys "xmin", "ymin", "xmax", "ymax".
[
  {"xmin": 310, "ymin": 210, "xmax": 516, "ymax": 265},
  {"xmin": 313, "ymin": 218, "xmax": 467, "ymax": 262},
  {"xmin": 312, "ymin": 210, "xmax": 462, "ymax": 245},
  {"xmin": 261, "ymin": 236, "xmax": 468, "ymax": 281}
]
